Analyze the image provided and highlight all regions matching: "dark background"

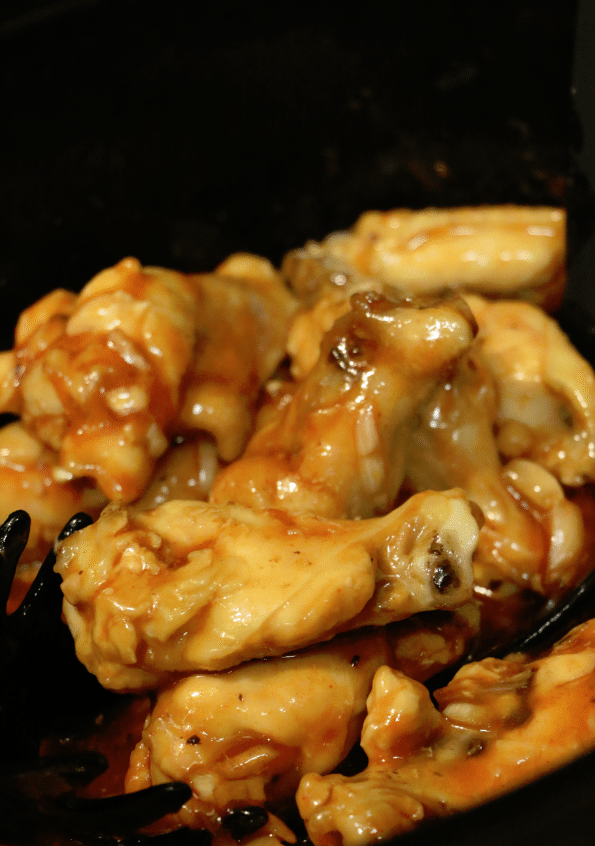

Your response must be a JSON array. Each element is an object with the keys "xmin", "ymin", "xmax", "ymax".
[{"xmin": 0, "ymin": 0, "xmax": 591, "ymax": 343}]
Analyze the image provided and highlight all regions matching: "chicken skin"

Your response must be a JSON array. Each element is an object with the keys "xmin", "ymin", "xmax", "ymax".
[
  {"xmin": 211, "ymin": 290, "xmax": 477, "ymax": 519},
  {"xmin": 54, "ymin": 489, "xmax": 479, "ymax": 690},
  {"xmin": 283, "ymin": 206, "xmax": 565, "ymax": 311},
  {"xmin": 465, "ymin": 294, "xmax": 595, "ymax": 488},
  {"xmin": 0, "ymin": 420, "xmax": 107, "ymax": 567},
  {"xmin": 405, "ymin": 347, "xmax": 585, "ymax": 594},
  {"xmin": 0, "ymin": 255, "xmax": 296, "ymax": 502},
  {"xmin": 131, "ymin": 433, "xmax": 222, "ymax": 511},
  {"xmin": 297, "ymin": 618, "xmax": 595, "ymax": 846},
  {"xmin": 0, "ymin": 260, "xmax": 199, "ymax": 501},
  {"xmin": 177, "ymin": 253, "xmax": 298, "ymax": 462},
  {"xmin": 122, "ymin": 609, "xmax": 481, "ymax": 838},
  {"xmin": 125, "ymin": 630, "xmax": 394, "ymax": 834},
  {"xmin": 284, "ymin": 281, "xmax": 381, "ymax": 381}
]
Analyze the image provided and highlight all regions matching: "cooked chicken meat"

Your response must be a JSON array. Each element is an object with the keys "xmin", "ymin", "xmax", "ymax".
[
  {"xmin": 283, "ymin": 206, "xmax": 565, "ymax": 311},
  {"xmin": 285, "ymin": 282, "xmax": 380, "ymax": 381},
  {"xmin": 125, "ymin": 630, "xmax": 393, "ymax": 833},
  {"xmin": 297, "ymin": 618, "xmax": 595, "ymax": 846},
  {"xmin": 131, "ymin": 434, "xmax": 222, "ymax": 511},
  {"xmin": 405, "ymin": 347, "xmax": 585, "ymax": 593},
  {"xmin": 211, "ymin": 290, "xmax": 476, "ymax": 518},
  {"xmin": 385, "ymin": 603, "xmax": 480, "ymax": 683},
  {"xmin": 54, "ymin": 489, "xmax": 479, "ymax": 690},
  {"xmin": 0, "ymin": 255, "xmax": 296, "ymax": 502},
  {"xmin": 465, "ymin": 294, "xmax": 595, "ymax": 487},
  {"xmin": 0, "ymin": 420, "xmax": 107, "ymax": 567},
  {"xmin": 0, "ymin": 260, "xmax": 198, "ymax": 501},
  {"xmin": 177, "ymin": 253, "xmax": 298, "ymax": 462},
  {"xmin": 122, "ymin": 610, "xmax": 481, "ymax": 839}
]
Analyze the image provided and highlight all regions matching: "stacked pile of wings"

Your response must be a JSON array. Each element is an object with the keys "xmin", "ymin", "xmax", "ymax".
[{"xmin": 3, "ymin": 204, "xmax": 595, "ymax": 846}]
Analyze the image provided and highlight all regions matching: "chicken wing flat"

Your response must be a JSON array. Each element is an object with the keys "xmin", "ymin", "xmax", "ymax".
[
  {"xmin": 122, "ymin": 611, "xmax": 481, "ymax": 838},
  {"xmin": 282, "ymin": 206, "xmax": 565, "ymax": 311},
  {"xmin": 0, "ymin": 255, "xmax": 296, "ymax": 502},
  {"xmin": 54, "ymin": 489, "xmax": 479, "ymax": 690},
  {"xmin": 177, "ymin": 253, "xmax": 298, "ymax": 462},
  {"xmin": 0, "ymin": 259, "xmax": 199, "ymax": 501},
  {"xmin": 297, "ymin": 618, "xmax": 595, "ymax": 846},
  {"xmin": 125, "ymin": 629, "xmax": 393, "ymax": 833},
  {"xmin": 211, "ymin": 290, "xmax": 476, "ymax": 519},
  {"xmin": 405, "ymin": 347, "xmax": 585, "ymax": 594},
  {"xmin": 465, "ymin": 294, "xmax": 595, "ymax": 487}
]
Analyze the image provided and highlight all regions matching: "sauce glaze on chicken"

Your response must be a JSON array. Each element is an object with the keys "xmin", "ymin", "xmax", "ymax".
[{"xmin": 5, "ymin": 204, "xmax": 595, "ymax": 846}]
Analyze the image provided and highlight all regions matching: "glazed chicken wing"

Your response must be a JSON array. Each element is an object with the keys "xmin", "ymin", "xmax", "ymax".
[
  {"xmin": 0, "ymin": 255, "xmax": 296, "ymax": 502},
  {"xmin": 385, "ymin": 602, "xmax": 480, "ymax": 683},
  {"xmin": 405, "ymin": 349, "xmax": 585, "ymax": 593},
  {"xmin": 211, "ymin": 290, "xmax": 476, "ymax": 519},
  {"xmin": 54, "ymin": 489, "xmax": 479, "ymax": 690},
  {"xmin": 125, "ymin": 630, "xmax": 393, "ymax": 834},
  {"xmin": 465, "ymin": 294, "xmax": 595, "ymax": 487},
  {"xmin": 123, "ymin": 610, "xmax": 482, "ymax": 837},
  {"xmin": 283, "ymin": 206, "xmax": 565, "ymax": 311},
  {"xmin": 177, "ymin": 253, "xmax": 298, "ymax": 462},
  {"xmin": 297, "ymin": 618, "xmax": 595, "ymax": 846},
  {"xmin": 0, "ymin": 259, "xmax": 199, "ymax": 501}
]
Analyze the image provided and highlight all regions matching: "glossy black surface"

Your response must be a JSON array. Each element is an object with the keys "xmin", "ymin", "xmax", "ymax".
[{"xmin": 1, "ymin": 1, "xmax": 595, "ymax": 844}]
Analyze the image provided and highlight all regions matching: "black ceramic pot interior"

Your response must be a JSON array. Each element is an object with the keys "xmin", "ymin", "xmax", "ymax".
[
  {"xmin": 0, "ymin": 0, "xmax": 586, "ymax": 310},
  {"xmin": 1, "ymin": 1, "xmax": 595, "ymax": 844}
]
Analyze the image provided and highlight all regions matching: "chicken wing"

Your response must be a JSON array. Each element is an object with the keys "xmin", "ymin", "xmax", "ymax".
[
  {"xmin": 283, "ymin": 206, "xmax": 565, "ymax": 311},
  {"xmin": 405, "ymin": 344, "xmax": 585, "ymax": 594},
  {"xmin": 54, "ymin": 489, "xmax": 479, "ymax": 690},
  {"xmin": 125, "ymin": 629, "xmax": 393, "ymax": 833},
  {"xmin": 0, "ymin": 256, "xmax": 296, "ymax": 502},
  {"xmin": 210, "ymin": 814, "xmax": 297, "ymax": 846},
  {"xmin": 465, "ymin": 294, "xmax": 595, "ymax": 487},
  {"xmin": 297, "ymin": 618, "xmax": 595, "ymax": 846},
  {"xmin": 211, "ymin": 290, "xmax": 476, "ymax": 519},
  {"xmin": 0, "ymin": 259, "xmax": 199, "ymax": 501},
  {"xmin": 177, "ymin": 253, "xmax": 298, "ymax": 462}
]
